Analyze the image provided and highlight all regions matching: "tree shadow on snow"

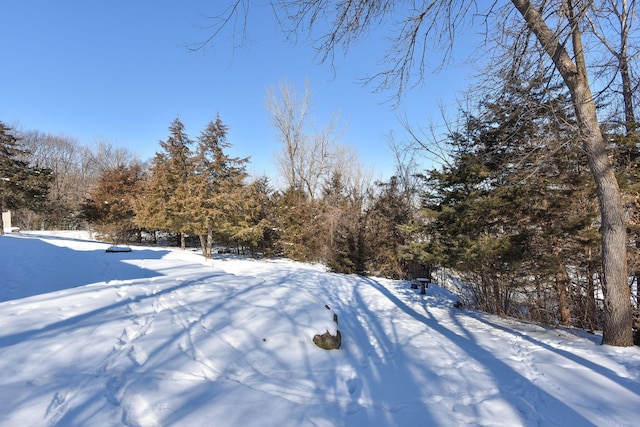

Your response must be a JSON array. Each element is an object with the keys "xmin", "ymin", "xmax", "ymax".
[
  {"xmin": 360, "ymin": 277, "xmax": 598, "ymax": 426},
  {"xmin": 0, "ymin": 234, "xmax": 167, "ymax": 303},
  {"xmin": 462, "ymin": 311, "xmax": 640, "ymax": 397}
]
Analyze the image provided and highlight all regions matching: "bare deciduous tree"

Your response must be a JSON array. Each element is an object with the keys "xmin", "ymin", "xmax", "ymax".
[
  {"xmin": 266, "ymin": 79, "xmax": 311, "ymax": 193},
  {"xmin": 266, "ymin": 79, "xmax": 350, "ymax": 199},
  {"xmin": 587, "ymin": 0, "xmax": 639, "ymax": 134}
]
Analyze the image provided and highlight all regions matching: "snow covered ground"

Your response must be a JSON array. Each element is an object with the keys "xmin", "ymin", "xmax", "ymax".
[{"xmin": 0, "ymin": 232, "xmax": 638, "ymax": 427}]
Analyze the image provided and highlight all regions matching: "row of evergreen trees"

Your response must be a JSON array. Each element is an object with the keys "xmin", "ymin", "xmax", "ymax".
[
  {"xmin": 3, "ymin": 77, "xmax": 638, "ymax": 334},
  {"xmin": 16, "ymin": 88, "xmax": 635, "ymax": 335},
  {"xmin": 83, "ymin": 117, "xmax": 257, "ymax": 258},
  {"xmin": 80, "ymin": 115, "xmax": 420, "ymax": 277}
]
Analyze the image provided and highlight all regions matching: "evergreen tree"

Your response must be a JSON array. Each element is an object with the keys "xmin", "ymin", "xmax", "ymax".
[
  {"xmin": 135, "ymin": 118, "xmax": 193, "ymax": 248},
  {"xmin": 321, "ymin": 171, "xmax": 366, "ymax": 274},
  {"xmin": 186, "ymin": 116, "xmax": 250, "ymax": 258},
  {"xmin": 271, "ymin": 187, "xmax": 323, "ymax": 261},
  {"xmin": 246, "ymin": 176, "xmax": 281, "ymax": 256},
  {"xmin": 365, "ymin": 176, "xmax": 415, "ymax": 279},
  {"xmin": 0, "ymin": 122, "xmax": 52, "ymax": 235},
  {"xmin": 82, "ymin": 164, "xmax": 143, "ymax": 244},
  {"xmin": 422, "ymin": 76, "xmax": 599, "ymax": 323}
]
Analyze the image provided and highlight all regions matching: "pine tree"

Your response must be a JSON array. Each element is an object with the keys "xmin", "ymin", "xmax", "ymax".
[
  {"xmin": 422, "ymin": 76, "xmax": 599, "ymax": 323},
  {"xmin": 320, "ymin": 171, "xmax": 366, "ymax": 274},
  {"xmin": 244, "ymin": 176, "xmax": 280, "ymax": 256},
  {"xmin": 0, "ymin": 122, "xmax": 52, "ymax": 235},
  {"xmin": 187, "ymin": 116, "xmax": 250, "ymax": 258},
  {"xmin": 365, "ymin": 176, "xmax": 415, "ymax": 279},
  {"xmin": 270, "ymin": 187, "xmax": 322, "ymax": 261},
  {"xmin": 135, "ymin": 118, "xmax": 193, "ymax": 248}
]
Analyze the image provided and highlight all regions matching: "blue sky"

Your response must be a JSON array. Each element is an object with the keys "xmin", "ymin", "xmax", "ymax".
[{"xmin": 1, "ymin": 1, "xmax": 476, "ymax": 181}]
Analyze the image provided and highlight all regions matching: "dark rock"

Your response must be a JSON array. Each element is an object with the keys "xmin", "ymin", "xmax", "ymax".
[
  {"xmin": 312, "ymin": 304, "xmax": 341, "ymax": 350},
  {"xmin": 313, "ymin": 330, "xmax": 342, "ymax": 350}
]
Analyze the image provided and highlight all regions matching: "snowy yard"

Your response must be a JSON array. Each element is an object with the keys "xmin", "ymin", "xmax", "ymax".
[{"xmin": 0, "ymin": 232, "xmax": 638, "ymax": 426}]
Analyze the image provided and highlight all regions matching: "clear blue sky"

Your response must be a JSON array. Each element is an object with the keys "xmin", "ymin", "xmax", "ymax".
[{"xmin": 1, "ymin": 1, "xmax": 476, "ymax": 181}]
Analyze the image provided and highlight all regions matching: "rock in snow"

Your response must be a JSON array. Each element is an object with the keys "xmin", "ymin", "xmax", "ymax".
[{"xmin": 313, "ymin": 305, "xmax": 341, "ymax": 350}]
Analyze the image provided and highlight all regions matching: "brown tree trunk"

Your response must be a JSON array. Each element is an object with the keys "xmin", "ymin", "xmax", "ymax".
[
  {"xmin": 199, "ymin": 234, "xmax": 209, "ymax": 259},
  {"xmin": 585, "ymin": 261, "xmax": 597, "ymax": 332},
  {"xmin": 511, "ymin": 0, "xmax": 632, "ymax": 346},
  {"xmin": 0, "ymin": 191, "xmax": 6, "ymax": 236},
  {"xmin": 557, "ymin": 266, "xmax": 573, "ymax": 326},
  {"xmin": 207, "ymin": 225, "xmax": 214, "ymax": 260},
  {"xmin": 620, "ymin": 53, "xmax": 636, "ymax": 134},
  {"xmin": 493, "ymin": 281, "xmax": 503, "ymax": 316},
  {"xmin": 0, "ymin": 210, "xmax": 4, "ymax": 236},
  {"xmin": 573, "ymin": 75, "xmax": 632, "ymax": 346}
]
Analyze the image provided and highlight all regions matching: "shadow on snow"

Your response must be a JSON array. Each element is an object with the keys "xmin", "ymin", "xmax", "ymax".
[{"xmin": 0, "ymin": 234, "xmax": 167, "ymax": 303}]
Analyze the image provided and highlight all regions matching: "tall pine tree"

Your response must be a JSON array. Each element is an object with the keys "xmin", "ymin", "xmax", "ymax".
[
  {"xmin": 135, "ymin": 118, "xmax": 193, "ymax": 248},
  {"xmin": 186, "ymin": 116, "xmax": 250, "ymax": 257}
]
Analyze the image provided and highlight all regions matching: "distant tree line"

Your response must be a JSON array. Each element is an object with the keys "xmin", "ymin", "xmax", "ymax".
[
  {"xmin": 75, "ymin": 111, "xmax": 424, "ymax": 278},
  {"xmin": 2, "ymin": 125, "xmax": 138, "ymax": 231}
]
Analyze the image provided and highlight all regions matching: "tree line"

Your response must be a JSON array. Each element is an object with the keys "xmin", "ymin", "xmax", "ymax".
[
  {"xmin": 3, "ymin": 59, "xmax": 640, "ymax": 342},
  {"xmin": 3, "ymin": 0, "xmax": 640, "ymax": 345},
  {"xmin": 1, "ymin": 68, "xmax": 638, "ymax": 341},
  {"xmin": 78, "ymin": 110, "xmax": 424, "ymax": 278}
]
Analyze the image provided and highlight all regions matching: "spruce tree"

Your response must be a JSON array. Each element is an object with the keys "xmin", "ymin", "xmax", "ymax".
[{"xmin": 365, "ymin": 176, "xmax": 414, "ymax": 279}]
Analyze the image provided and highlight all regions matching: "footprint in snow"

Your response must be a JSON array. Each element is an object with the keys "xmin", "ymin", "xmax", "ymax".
[{"xmin": 128, "ymin": 345, "xmax": 149, "ymax": 367}]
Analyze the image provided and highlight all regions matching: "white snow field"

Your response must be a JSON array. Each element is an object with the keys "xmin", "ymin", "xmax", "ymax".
[{"xmin": 0, "ymin": 232, "xmax": 639, "ymax": 427}]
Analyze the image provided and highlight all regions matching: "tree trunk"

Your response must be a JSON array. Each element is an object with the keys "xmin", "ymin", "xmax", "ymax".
[
  {"xmin": 556, "ymin": 266, "xmax": 572, "ymax": 326},
  {"xmin": 0, "ymin": 193, "xmax": 5, "ymax": 236},
  {"xmin": 511, "ymin": 0, "xmax": 632, "ymax": 347},
  {"xmin": 585, "ymin": 261, "xmax": 597, "ymax": 332},
  {"xmin": 493, "ymin": 281, "xmax": 503, "ymax": 316},
  {"xmin": 207, "ymin": 225, "xmax": 214, "ymax": 260},
  {"xmin": 616, "ymin": 0, "xmax": 636, "ymax": 135},
  {"xmin": 573, "ymin": 79, "xmax": 632, "ymax": 346},
  {"xmin": 199, "ymin": 234, "xmax": 209, "ymax": 259},
  {"xmin": 636, "ymin": 273, "xmax": 640, "ymax": 308},
  {"xmin": 619, "ymin": 52, "xmax": 636, "ymax": 134}
]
